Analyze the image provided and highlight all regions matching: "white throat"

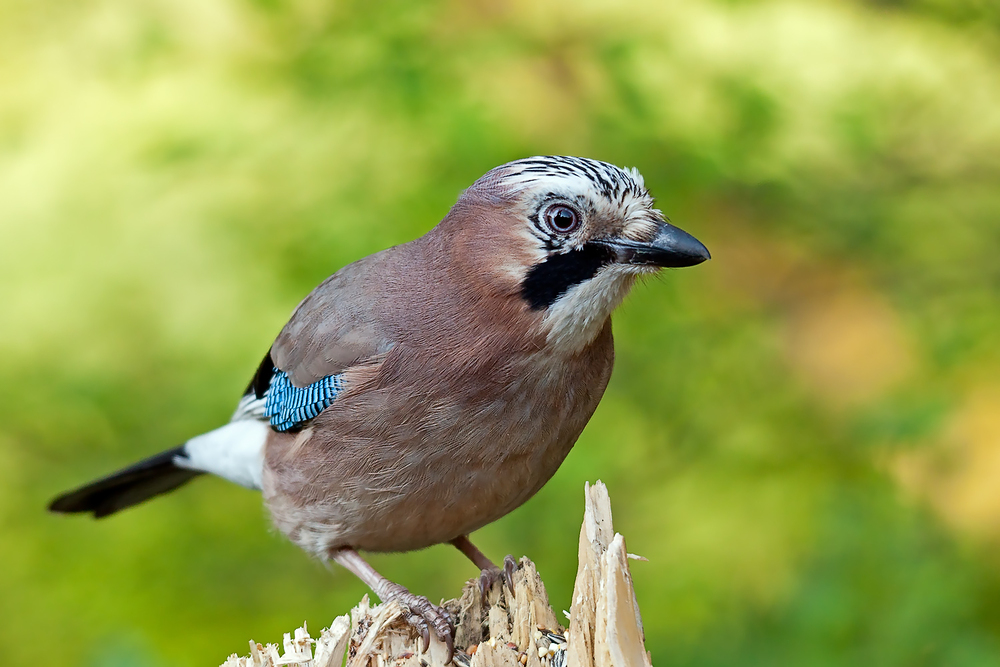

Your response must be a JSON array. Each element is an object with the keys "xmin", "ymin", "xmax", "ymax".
[{"xmin": 542, "ymin": 265, "xmax": 641, "ymax": 354}]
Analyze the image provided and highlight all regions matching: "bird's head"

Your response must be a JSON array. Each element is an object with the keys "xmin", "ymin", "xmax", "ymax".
[{"xmin": 443, "ymin": 156, "xmax": 710, "ymax": 353}]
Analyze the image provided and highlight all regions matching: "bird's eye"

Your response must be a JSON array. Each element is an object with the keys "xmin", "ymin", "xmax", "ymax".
[{"xmin": 544, "ymin": 205, "xmax": 580, "ymax": 234}]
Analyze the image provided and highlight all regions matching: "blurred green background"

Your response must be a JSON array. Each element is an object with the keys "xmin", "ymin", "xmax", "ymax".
[{"xmin": 3, "ymin": 0, "xmax": 1000, "ymax": 664}]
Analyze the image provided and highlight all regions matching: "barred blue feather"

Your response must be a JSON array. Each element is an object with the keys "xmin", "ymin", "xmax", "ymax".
[{"xmin": 263, "ymin": 369, "xmax": 345, "ymax": 432}]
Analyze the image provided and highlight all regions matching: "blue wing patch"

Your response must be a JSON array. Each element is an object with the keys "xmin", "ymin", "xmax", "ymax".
[{"xmin": 263, "ymin": 369, "xmax": 345, "ymax": 432}]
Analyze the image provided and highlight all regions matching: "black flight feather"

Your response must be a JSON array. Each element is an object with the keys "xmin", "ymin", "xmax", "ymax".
[{"xmin": 48, "ymin": 445, "xmax": 201, "ymax": 518}]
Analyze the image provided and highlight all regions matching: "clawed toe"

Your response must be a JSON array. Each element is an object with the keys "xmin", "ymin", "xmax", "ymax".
[
  {"xmin": 477, "ymin": 555, "xmax": 519, "ymax": 606},
  {"xmin": 332, "ymin": 549, "xmax": 455, "ymax": 662},
  {"xmin": 384, "ymin": 586, "xmax": 455, "ymax": 662},
  {"xmin": 478, "ymin": 568, "xmax": 496, "ymax": 606},
  {"xmin": 404, "ymin": 611, "xmax": 432, "ymax": 653},
  {"xmin": 503, "ymin": 554, "xmax": 517, "ymax": 592}
]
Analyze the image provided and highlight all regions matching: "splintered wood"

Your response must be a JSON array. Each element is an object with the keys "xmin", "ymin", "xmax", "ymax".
[{"xmin": 221, "ymin": 481, "xmax": 651, "ymax": 667}]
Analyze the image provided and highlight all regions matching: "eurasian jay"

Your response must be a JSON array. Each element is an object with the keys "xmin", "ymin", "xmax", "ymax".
[{"xmin": 49, "ymin": 156, "xmax": 709, "ymax": 657}]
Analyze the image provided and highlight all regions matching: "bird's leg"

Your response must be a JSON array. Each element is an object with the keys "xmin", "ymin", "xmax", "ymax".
[
  {"xmin": 332, "ymin": 547, "xmax": 454, "ymax": 662},
  {"xmin": 449, "ymin": 535, "xmax": 516, "ymax": 605}
]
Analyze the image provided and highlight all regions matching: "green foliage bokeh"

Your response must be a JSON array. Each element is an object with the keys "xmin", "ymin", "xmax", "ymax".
[{"xmin": 3, "ymin": 0, "xmax": 1000, "ymax": 665}]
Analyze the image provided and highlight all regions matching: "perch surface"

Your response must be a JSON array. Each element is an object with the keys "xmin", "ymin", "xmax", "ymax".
[{"xmin": 221, "ymin": 481, "xmax": 652, "ymax": 667}]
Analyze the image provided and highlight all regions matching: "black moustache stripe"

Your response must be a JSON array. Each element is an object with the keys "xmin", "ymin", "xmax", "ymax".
[{"xmin": 520, "ymin": 243, "xmax": 615, "ymax": 311}]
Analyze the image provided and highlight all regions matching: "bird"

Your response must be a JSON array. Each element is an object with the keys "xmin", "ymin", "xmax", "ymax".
[{"xmin": 49, "ymin": 155, "xmax": 710, "ymax": 659}]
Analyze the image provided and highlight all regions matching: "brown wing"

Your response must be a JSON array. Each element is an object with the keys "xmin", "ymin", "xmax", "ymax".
[{"xmin": 249, "ymin": 252, "xmax": 401, "ymax": 396}]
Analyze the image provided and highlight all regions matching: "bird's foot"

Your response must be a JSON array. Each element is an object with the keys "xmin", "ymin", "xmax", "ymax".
[
  {"xmin": 477, "ymin": 554, "xmax": 517, "ymax": 606},
  {"xmin": 381, "ymin": 581, "xmax": 455, "ymax": 662}
]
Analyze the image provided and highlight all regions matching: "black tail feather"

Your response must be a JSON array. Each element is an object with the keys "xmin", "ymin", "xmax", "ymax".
[{"xmin": 48, "ymin": 445, "xmax": 203, "ymax": 518}]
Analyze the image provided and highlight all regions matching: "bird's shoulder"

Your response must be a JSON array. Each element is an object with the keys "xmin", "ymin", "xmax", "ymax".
[{"xmin": 271, "ymin": 241, "xmax": 433, "ymax": 388}]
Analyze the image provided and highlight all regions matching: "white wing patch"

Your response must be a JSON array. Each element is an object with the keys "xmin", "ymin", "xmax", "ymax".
[{"xmin": 231, "ymin": 392, "xmax": 268, "ymax": 422}]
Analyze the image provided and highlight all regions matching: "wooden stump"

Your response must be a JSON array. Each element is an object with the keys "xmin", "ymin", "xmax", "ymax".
[{"xmin": 221, "ymin": 481, "xmax": 652, "ymax": 667}]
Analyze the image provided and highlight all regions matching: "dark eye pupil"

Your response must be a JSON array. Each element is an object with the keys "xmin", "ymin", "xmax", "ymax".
[{"xmin": 548, "ymin": 206, "xmax": 578, "ymax": 233}]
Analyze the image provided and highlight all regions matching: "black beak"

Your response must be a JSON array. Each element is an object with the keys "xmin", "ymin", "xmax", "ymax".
[{"xmin": 593, "ymin": 221, "xmax": 711, "ymax": 268}]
